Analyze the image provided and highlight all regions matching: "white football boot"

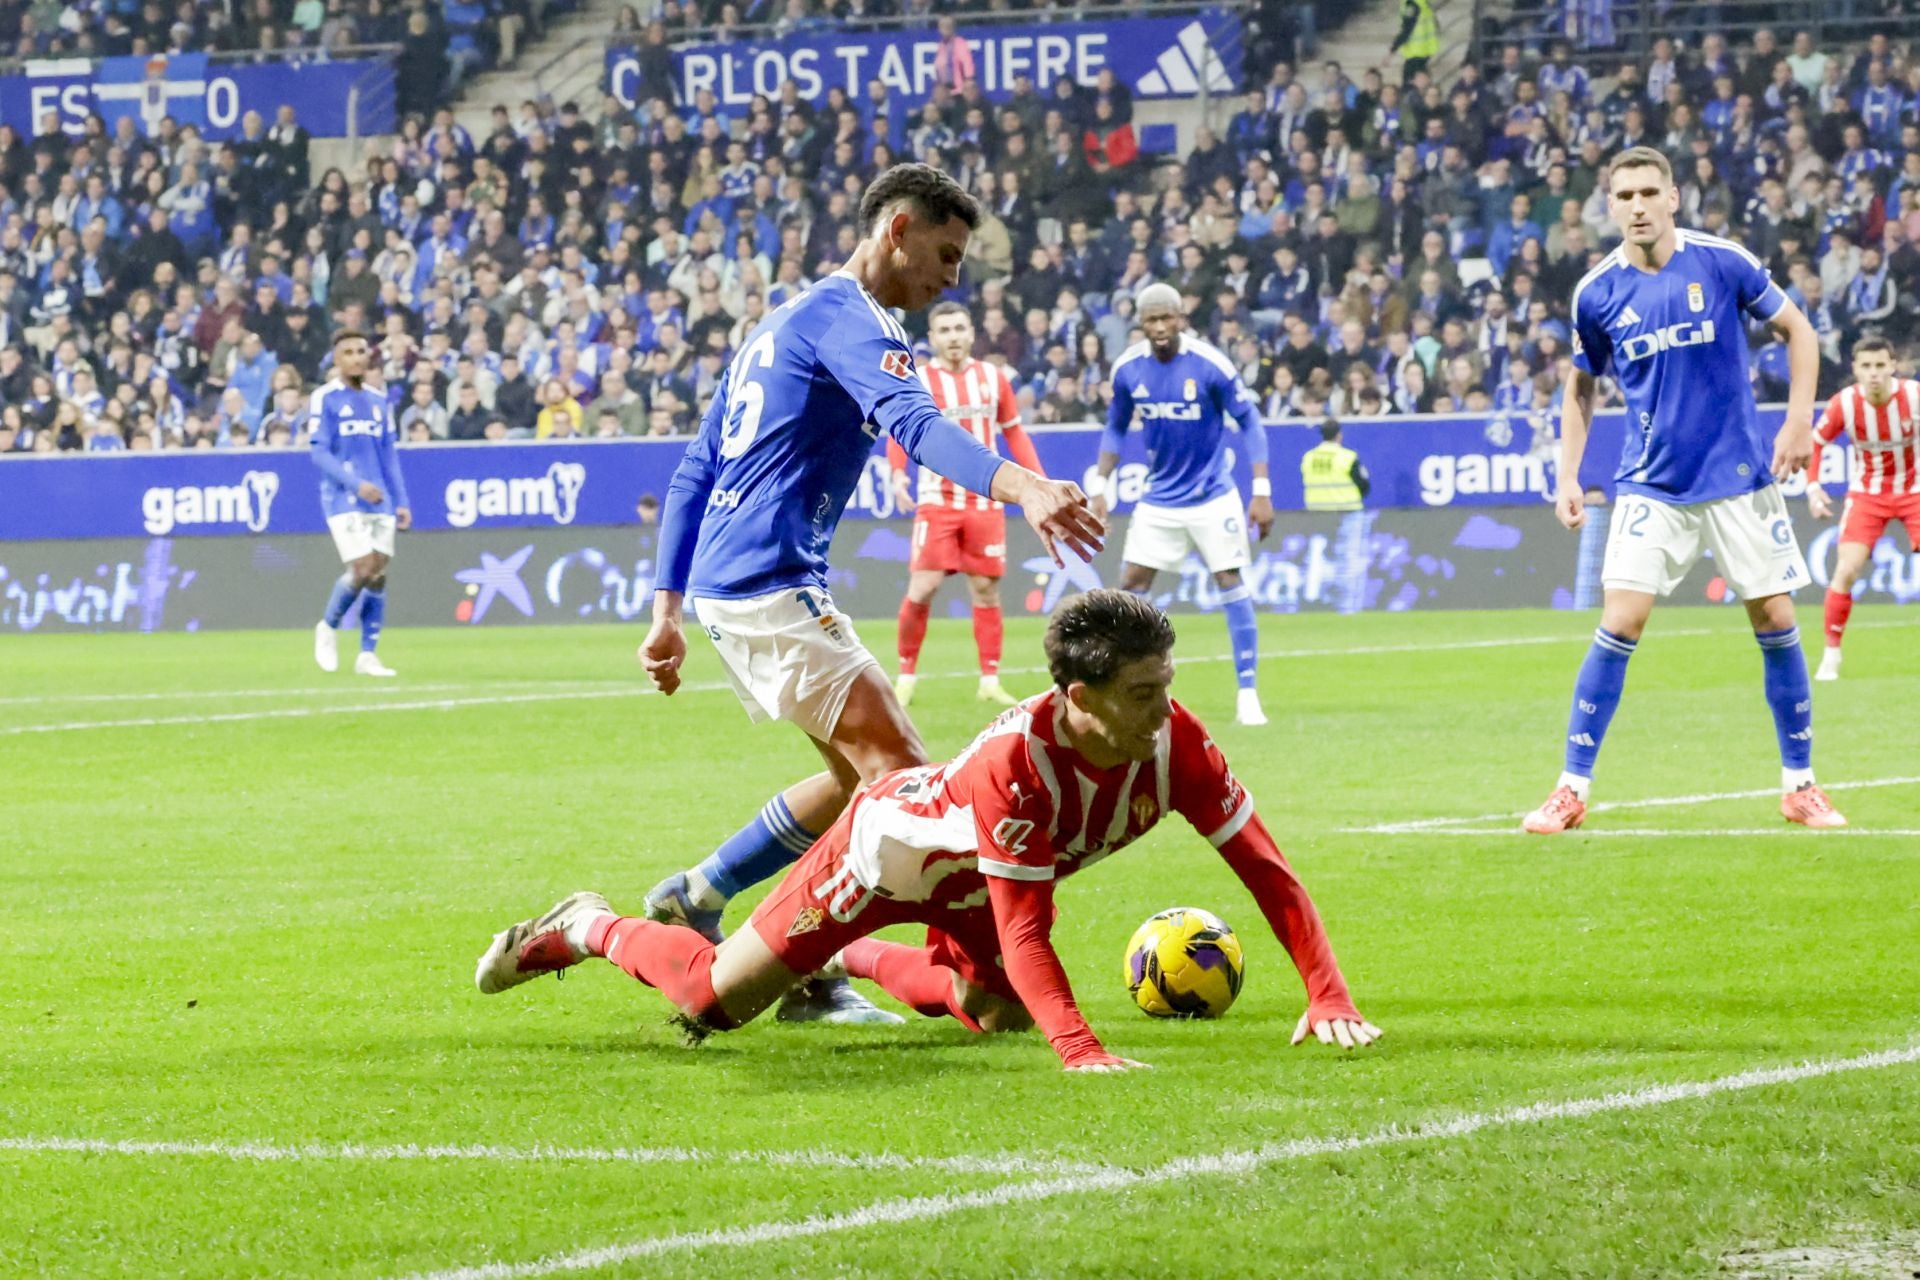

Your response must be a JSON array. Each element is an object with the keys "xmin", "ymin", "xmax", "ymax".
[
  {"xmin": 355, "ymin": 651, "xmax": 397, "ymax": 678},
  {"xmin": 475, "ymin": 890, "xmax": 612, "ymax": 994},
  {"xmin": 1814, "ymin": 647, "xmax": 1842, "ymax": 682},
  {"xmin": 1235, "ymin": 688, "xmax": 1268, "ymax": 726},
  {"xmin": 314, "ymin": 622, "xmax": 339, "ymax": 673}
]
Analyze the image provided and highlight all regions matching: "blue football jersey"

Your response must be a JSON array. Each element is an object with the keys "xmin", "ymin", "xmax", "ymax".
[
  {"xmin": 1571, "ymin": 229, "xmax": 1789, "ymax": 504},
  {"xmin": 1103, "ymin": 333, "xmax": 1267, "ymax": 508},
  {"xmin": 308, "ymin": 380, "xmax": 408, "ymax": 518},
  {"xmin": 659, "ymin": 272, "xmax": 1006, "ymax": 600}
]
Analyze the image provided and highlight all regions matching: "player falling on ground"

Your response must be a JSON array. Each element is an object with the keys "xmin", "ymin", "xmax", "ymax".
[
  {"xmin": 1525, "ymin": 145, "xmax": 1846, "ymax": 833},
  {"xmin": 1805, "ymin": 335, "xmax": 1920, "ymax": 682},
  {"xmin": 636, "ymin": 164, "xmax": 1103, "ymax": 1023},
  {"xmin": 1088, "ymin": 284, "xmax": 1275, "ymax": 727},
  {"xmin": 886, "ymin": 300, "xmax": 1046, "ymax": 711},
  {"xmin": 311, "ymin": 330, "xmax": 410, "ymax": 678},
  {"xmin": 479, "ymin": 590, "xmax": 1380, "ymax": 1069}
]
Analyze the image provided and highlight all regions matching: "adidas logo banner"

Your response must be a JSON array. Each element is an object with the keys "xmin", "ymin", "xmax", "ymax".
[{"xmin": 607, "ymin": 8, "xmax": 1244, "ymax": 112}]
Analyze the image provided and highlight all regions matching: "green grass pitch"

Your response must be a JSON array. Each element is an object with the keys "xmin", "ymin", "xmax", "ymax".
[{"xmin": 3, "ymin": 606, "xmax": 1917, "ymax": 1278}]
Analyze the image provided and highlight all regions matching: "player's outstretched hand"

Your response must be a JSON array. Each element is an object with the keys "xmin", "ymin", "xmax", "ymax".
[
  {"xmin": 1806, "ymin": 484, "xmax": 1834, "ymax": 520},
  {"xmin": 1555, "ymin": 485, "xmax": 1586, "ymax": 531},
  {"xmin": 1247, "ymin": 494, "xmax": 1275, "ymax": 541},
  {"xmin": 638, "ymin": 617, "xmax": 687, "ymax": 695},
  {"xmin": 1772, "ymin": 417, "xmax": 1814, "ymax": 480},
  {"xmin": 1065, "ymin": 1052, "xmax": 1151, "ymax": 1073},
  {"xmin": 1021, "ymin": 476, "xmax": 1106, "ymax": 566},
  {"xmin": 1292, "ymin": 1007, "xmax": 1383, "ymax": 1051}
]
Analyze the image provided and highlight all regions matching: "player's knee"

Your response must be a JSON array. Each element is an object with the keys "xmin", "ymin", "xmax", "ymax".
[
  {"xmin": 1212, "ymin": 569, "xmax": 1243, "ymax": 590},
  {"xmin": 366, "ymin": 573, "xmax": 387, "ymax": 592},
  {"xmin": 966, "ymin": 575, "xmax": 999, "ymax": 607},
  {"xmin": 953, "ymin": 976, "xmax": 1030, "ymax": 1033},
  {"xmin": 971, "ymin": 998, "xmax": 1032, "ymax": 1035}
]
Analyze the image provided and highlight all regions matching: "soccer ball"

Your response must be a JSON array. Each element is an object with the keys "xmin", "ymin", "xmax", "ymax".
[{"xmin": 1123, "ymin": 907, "xmax": 1244, "ymax": 1018}]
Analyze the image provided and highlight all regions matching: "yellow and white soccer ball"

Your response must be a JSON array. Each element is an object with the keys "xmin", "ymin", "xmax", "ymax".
[{"xmin": 1123, "ymin": 907, "xmax": 1244, "ymax": 1018}]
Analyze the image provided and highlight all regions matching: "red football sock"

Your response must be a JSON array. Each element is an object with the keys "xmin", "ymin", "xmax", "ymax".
[
  {"xmin": 1823, "ymin": 589, "xmax": 1852, "ymax": 648},
  {"xmin": 896, "ymin": 599, "xmax": 931, "ymax": 675},
  {"xmin": 972, "ymin": 604, "xmax": 1003, "ymax": 676},
  {"xmin": 841, "ymin": 938, "xmax": 981, "ymax": 1032},
  {"xmin": 589, "ymin": 917, "xmax": 737, "ymax": 1028}
]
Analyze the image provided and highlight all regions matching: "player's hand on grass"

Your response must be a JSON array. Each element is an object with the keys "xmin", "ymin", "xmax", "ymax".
[
  {"xmin": 1806, "ymin": 484, "xmax": 1833, "ymax": 520},
  {"xmin": 1772, "ymin": 417, "xmax": 1814, "ymax": 479},
  {"xmin": 1020, "ymin": 475, "xmax": 1106, "ymax": 566},
  {"xmin": 1555, "ymin": 484, "xmax": 1586, "ymax": 531},
  {"xmin": 395, "ymin": 507, "xmax": 412, "ymax": 531},
  {"xmin": 1292, "ymin": 1006, "xmax": 1383, "ymax": 1051},
  {"xmin": 1247, "ymin": 494, "xmax": 1275, "ymax": 541},
  {"xmin": 638, "ymin": 617, "xmax": 687, "ymax": 695},
  {"xmin": 1065, "ymin": 1052, "xmax": 1150, "ymax": 1073},
  {"xmin": 357, "ymin": 481, "xmax": 385, "ymax": 505}
]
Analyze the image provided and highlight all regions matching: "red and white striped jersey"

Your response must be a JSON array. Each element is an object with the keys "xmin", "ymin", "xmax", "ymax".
[
  {"xmin": 837, "ymin": 692, "xmax": 1250, "ymax": 909},
  {"xmin": 1813, "ymin": 379, "xmax": 1920, "ymax": 496},
  {"xmin": 912, "ymin": 358, "xmax": 1023, "ymax": 511}
]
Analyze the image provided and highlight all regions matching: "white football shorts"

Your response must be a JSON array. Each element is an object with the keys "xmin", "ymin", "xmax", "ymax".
[
  {"xmin": 327, "ymin": 511, "xmax": 397, "ymax": 562},
  {"xmin": 1602, "ymin": 484, "xmax": 1809, "ymax": 599},
  {"xmin": 1119, "ymin": 490, "xmax": 1252, "ymax": 574},
  {"xmin": 691, "ymin": 585, "xmax": 881, "ymax": 740}
]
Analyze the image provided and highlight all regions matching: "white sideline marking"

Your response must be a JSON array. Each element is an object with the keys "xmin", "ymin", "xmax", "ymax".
[
  {"xmin": 1416, "ymin": 827, "xmax": 1920, "ymax": 838},
  {"xmin": 1347, "ymin": 775, "xmax": 1920, "ymax": 834},
  {"xmin": 0, "ymin": 687, "xmax": 681, "ymax": 735},
  {"xmin": 397, "ymin": 1042, "xmax": 1920, "ymax": 1280},
  {"xmin": 0, "ymin": 680, "xmax": 625, "ymax": 707},
  {"xmin": 0, "ymin": 1135, "xmax": 1105, "ymax": 1179},
  {"xmin": 0, "ymin": 628, "xmax": 1666, "ymax": 736},
  {"xmin": 4, "ymin": 618, "xmax": 1898, "ymax": 737}
]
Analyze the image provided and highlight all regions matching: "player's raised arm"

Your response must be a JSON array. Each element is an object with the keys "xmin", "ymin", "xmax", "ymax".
[
  {"xmin": 642, "ymin": 368, "xmax": 727, "ymax": 695},
  {"xmin": 817, "ymin": 306, "xmax": 1102, "ymax": 565},
  {"xmin": 1173, "ymin": 717, "xmax": 1379, "ymax": 1050}
]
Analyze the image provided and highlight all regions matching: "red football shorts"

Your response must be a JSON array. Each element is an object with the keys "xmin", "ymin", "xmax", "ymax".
[
  {"xmin": 911, "ymin": 505, "xmax": 1007, "ymax": 577},
  {"xmin": 1839, "ymin": 490, "xmax": 1920, "ymax": 548},
  {"xmin": 747, "ymin": 822, "xmax": 1021, "ymax": 1004}
]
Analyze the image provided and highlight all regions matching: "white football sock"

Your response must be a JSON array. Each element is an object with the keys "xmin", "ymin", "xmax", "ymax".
[
  {"xmin": 1782, "ymin": 766, "xmax": 1815, "ymax": 792},
  {"xmin": 1556, "ymin": 771, "xmax": 1592, "ymax": 801}
]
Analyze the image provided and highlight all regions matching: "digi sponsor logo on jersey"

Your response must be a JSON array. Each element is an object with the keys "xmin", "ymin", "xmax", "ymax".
[
  {"xmin": 1136, "ymin": 401, "xmax": 1205, "ymax": 420},
  {"xmin": 1618, "ymin": 320, "xmax": 1716, "ymax": 364},
  {"xmin": 444, "ymin": 462, "xmax": 587, "ymax": 528},
  {"xmin": 141, "ymin": 469, "xmax": 280, "ymax": 534}
]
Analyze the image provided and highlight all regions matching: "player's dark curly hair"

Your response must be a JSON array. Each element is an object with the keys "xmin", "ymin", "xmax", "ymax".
[
  {"xmin": 1045, "ymin": 590, "xmax": 1177, "ymax": 690},
  {"xmin": 858, "ymin": 163, "xmax": 981, "ymax": 236}
]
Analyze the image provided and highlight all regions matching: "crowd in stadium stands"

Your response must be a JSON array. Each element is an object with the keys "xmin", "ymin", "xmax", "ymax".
[
  {"xmin": 0, "ymin": 0, "xmax": 551, "ymax": 112},
  {"xmin": 1, "ymin": 10, "xmax": 1919, "ymax": 455}
]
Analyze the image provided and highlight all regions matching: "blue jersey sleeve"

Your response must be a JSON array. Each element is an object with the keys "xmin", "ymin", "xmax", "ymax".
[
  {"xmin": 1215, "ymin": 363, "xmax": 1268, "ymax": 465},
  {"xmin": 657, "ymin": 368, "xmax": 725, "ymax": 596},
  {"xmin": 815, "ymin": 294, "xmax": 1002, "ymax": 497},
  {"xmin": 307, "ymin": 390, "xmax": 357, "ymax": 488},
  {"xmin": 379, "ymin": 398, "xmax": 410, "ymax": 510},
  {"xmin": 1570, "ymin": 280, "xmax": 1612, "ymax": 377},
  {"xmin": 1101, "ymin": 372, "xmax": 1135, "ymax": 457},
  {"xmin": 1734, "ymin": 251, "xmax": 1788, "ymax": 322}
]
